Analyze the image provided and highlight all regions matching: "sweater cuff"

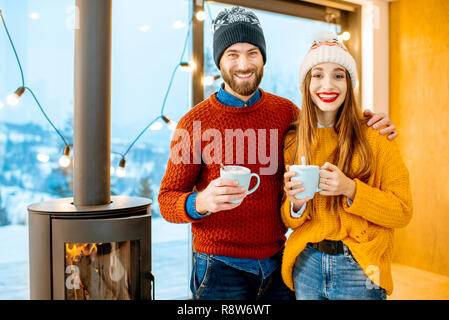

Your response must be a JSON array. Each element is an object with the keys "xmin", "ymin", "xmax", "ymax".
[
  {"xmin": 291, "ymin": 201, "xmax": 306, "ymax": 218},
  {"xmin": 342, "ymin": 179, "xmax": 366, "ymax": 214},
  {"xmin": 186, "ymin": 192, "xmax": 211, "ymax": 219},
  {"xmin": 347, "ymin": 197, "xmax": 353, "ymax": 207}
]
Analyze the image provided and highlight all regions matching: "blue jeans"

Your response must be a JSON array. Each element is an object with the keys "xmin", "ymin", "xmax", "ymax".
[
  {"xmin": 190, "ymin": 252, "xmax": 295, "ymax": 300},
  {"xmin": 293, "ymin": 244, "xmax": 387, "ymax": 300}
]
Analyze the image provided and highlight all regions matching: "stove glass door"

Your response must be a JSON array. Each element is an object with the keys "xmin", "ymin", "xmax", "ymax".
[{"xmin": 64, "ymin": 241, "xmax": 140, "ymax": 300}]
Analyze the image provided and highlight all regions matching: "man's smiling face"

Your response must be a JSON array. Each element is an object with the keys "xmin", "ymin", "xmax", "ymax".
[{"xmin": 219, "ymin": 42, "xmax": 264, "ymax": 100}]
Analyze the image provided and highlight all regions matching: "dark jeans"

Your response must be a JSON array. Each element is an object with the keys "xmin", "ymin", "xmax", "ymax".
[{"xmin": 190, "ymin": 252, "xmax": 295, "ymax": 300}]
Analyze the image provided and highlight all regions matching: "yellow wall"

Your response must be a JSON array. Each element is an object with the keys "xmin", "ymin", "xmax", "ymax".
[{"xmin": 390, "ymin": 0, "xmax": 449, "ymax": 276}]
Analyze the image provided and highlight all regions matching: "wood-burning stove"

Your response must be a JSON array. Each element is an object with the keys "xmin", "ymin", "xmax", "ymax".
[
  {"xmin": 27, "ymin": 0, "xmax": 155, "ymax": 300},
  {"xmin": 28, "ymin": 196, "xmax": 153, "ymax": 300}
]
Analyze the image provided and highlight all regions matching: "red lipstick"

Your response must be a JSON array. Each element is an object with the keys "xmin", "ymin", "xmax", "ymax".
[{"xmin": 316, "ymin": 92, "xmax": 339, "ymax": 103}]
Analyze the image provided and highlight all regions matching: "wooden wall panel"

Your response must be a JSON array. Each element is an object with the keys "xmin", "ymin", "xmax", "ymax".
[{"xmin": 390, "ymin": 0, "xmax": 449, "ymax": 276}]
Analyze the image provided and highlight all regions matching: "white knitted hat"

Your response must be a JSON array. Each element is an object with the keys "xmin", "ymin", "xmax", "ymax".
[{"xmin": 298, "ymin": 31, "xmax": 358, "ymax": 90}]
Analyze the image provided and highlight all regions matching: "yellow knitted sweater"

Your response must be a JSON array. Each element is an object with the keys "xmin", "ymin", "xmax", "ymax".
[{"xmin": 281, "ymin": 126, "xmax": 413, "ymax": 295}]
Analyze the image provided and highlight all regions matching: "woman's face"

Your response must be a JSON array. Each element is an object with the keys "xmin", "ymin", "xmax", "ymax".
[{"xmin": 309, "ymin": 62, "xmax": 348, "ymax": 115}]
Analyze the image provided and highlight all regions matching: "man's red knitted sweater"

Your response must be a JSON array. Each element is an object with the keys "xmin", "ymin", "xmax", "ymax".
[{"xmin": 158, "ymin": 89, "xmax": 298, "ymax": 259}]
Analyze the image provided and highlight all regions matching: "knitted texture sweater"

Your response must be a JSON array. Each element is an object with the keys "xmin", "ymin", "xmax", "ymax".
[
  {"xmin": 158, "ymin": 89, "xmax": 297, "ymax": 259},
  {"xmin": 281, "ymin": 126, "xmax": 413, "ymax": 295}
]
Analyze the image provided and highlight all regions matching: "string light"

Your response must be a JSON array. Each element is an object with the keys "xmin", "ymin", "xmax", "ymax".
[
  {"xmin": 58, "ymin": 145, "xmax": 71, "ymax": 168},
  {"xmin": 116, "ymin": 158, "xmax": 126, "ymax": 178},
  {"xmin": 338, "ymin": 31, "xmax": 351, "ymax": 42},
  {"xmin": 1, "ymin": 10, "xmax": 25, "ymax": 89},
  {"xmin": 1, "ymin": 9, "xmax": 72, "ymax": 169},
  {"xmin": 6, "ymin": 86, "xmax": 25, "ymax": 106},
  {"xmin": 202, "ymin": 75, "xmax": 220, "ymax": 86},
  {"xmin": 204, "ymin": 1, "xmax": 214, "ymax": 24},
  {"xmin": 1, "ymin": 7, "xmax": 215, "ymax": 176},
  {"xmin": 195, "ymin": 10, "xmax": 206, "ymax": 21},
  {"xmin": 180, "ymin": 61, "xmax": 195, "ymax": 72},
  {"xmin": 115, "ymin": 13, "xmax": 197, "ymax": 174},
  {"xmin": 162, "ymin": 115, "xmax": 177, "ymax": 130}
]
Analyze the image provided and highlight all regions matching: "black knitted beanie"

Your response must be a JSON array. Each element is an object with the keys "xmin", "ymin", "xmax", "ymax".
[{"xmin": 213, "ymin": 6, "xmax": 267, "ymax": 69}]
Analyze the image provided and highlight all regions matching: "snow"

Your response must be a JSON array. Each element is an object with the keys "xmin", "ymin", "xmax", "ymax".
[
  {"xmin": 1, "ymin": 186, "xmax": 54, "ymax": 225},
  {"xmin": 0, "ymin": 225, "xmax": 28, "ymax": 265},
  {"xmin": 0, "ymin": 225, "xmax": 29, "ymax": 300}
]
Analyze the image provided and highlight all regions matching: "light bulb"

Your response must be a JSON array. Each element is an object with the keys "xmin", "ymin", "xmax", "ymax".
[
  {"xmin": 116, "ymin": 166, "xmax": 126, "ymax": 178},
  {"xmin": 179, "ymin": 62, "xmax": 191, "ymax": 72},
  {"xmin": 180, "ymin": 60, "xmax": 195, "ymax": 72},
  {"xmin": 6, "ymin": 94, "xmax": 20, "ymax": 106},
  {"xmin": 202, "ymin": 75, "xmax": 220, "ymax": 86},
  {"xmin": 189, "ymin": 60, "xmax": 196, "ymax": 70},
  {"xmin": 59, "ymin": 145, "xmax": 71, "ymax": 168},
  {"xmin": 162, "ymin": 115, "xmax": 177, "ymax": 131},
  {"xmin": 168, "ymin": 121, "xmax": 177, "ymax": 131},
  {"xmin": 59, "ymin": 155, "xmax": 71, "ymax": 168},
  {"xmin": 6, "ymin": 87, "xmax": 25, "ymax": 106},
  {"xmin": 117, "ymin": 158, "xmax": 126, "ymax": 178},
  {"xmin": 338, "ymin": 31, "xmax": 351, "ymax": 42},
  {"xmin": 195, "ymin": 10, "xmax": 206, "ymax": 21},
  {"xmin": 202, "ymin": 76, "xmax": 215, "ymax": 86}
]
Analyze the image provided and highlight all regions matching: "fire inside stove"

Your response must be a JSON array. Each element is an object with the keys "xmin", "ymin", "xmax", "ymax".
[{"xmin": 64, "ymin": 241, "xmax": 140, "ymax": 300}]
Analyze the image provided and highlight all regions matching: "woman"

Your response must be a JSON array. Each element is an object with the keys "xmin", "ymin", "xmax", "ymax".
[{"xmin": 281, "ymin": 32, "xmax": 413, "ymax": 300}]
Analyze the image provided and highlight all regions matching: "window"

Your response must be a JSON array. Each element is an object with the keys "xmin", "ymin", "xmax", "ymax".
[
  {"xmin": 0, "ymin": 0, "xmax": 192, "ymax": 300},
  {"xmin": 0, "ymin": 0, "xmax": 76, "ymax": 300},
  {"xmin": 203, "ymin": 1, "xmax": 341, "ymax": 107},
  {"xmin": 111, "ymin": 0, "xmax": 192, "ymax": 299}
]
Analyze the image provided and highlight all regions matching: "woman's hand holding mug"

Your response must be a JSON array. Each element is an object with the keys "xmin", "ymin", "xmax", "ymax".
[
  {"xmin": 283, "ymin": 165, "xmax": 311, "ymax": 212},
  {"xmin": 318, "ymin": 162, "xmax": 356, "ymax": 200}
]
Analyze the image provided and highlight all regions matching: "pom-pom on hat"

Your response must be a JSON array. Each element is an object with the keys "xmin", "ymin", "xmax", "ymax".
[
  {"xmin": 298, "ymin": 31, "xmax": 358, "ymax": 90},
  {"xmin": 213, "ymin": 6, "xmax": 267, "ymax": 69}
]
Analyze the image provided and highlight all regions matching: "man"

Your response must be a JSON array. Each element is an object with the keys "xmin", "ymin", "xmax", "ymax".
[{"xmin": 158, "ymin": 6, "xmax": 397, "ymax": 300}]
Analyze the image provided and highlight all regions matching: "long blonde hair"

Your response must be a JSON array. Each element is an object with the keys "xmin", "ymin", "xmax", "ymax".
[{"xmin": 285, "ymin": 70, "xmax": 373, "ymax": 213}]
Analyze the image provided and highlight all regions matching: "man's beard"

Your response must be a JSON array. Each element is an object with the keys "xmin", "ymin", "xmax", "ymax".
[{"xmin": 221, "ymin": 66, "xmax": 264, "ymax": 96}]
